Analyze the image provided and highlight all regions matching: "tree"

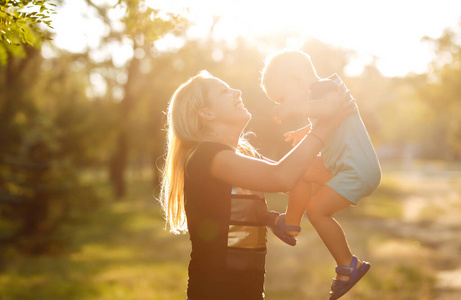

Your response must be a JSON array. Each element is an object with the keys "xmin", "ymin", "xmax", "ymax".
[
  {"xmin": 419, "ymin": 27, "xmax": 461, "ymax": 157},
  {"xmin": 84, "ymin": 0, "xmax": 188, "ymax": 198},
  {"xmin": 0, "ymin": 0, "xmax": 56, "ymax": 64},
  {"xmin": 0, "ymin": 44, "xmax": 115, "ymax": 253}
]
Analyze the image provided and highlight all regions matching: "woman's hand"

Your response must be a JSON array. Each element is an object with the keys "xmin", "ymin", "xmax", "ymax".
[
  {"xmin": 309, "ymin": 89, "xmax": 357, "ymax": 142},
  {"xmin": 314, "ymin": 86, "xmax": 356, "ymax": 121},
  {"xmin": 329, "ymin": 89, "xmax": 357, "ymax": 121},
  {"xmin": 272, "ymin": 87, "xmax": 356, "ymax": 123}
]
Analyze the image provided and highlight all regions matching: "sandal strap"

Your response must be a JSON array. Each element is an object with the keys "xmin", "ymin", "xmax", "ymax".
[
  {"xmin": 277, "ymin": 214, "xmax": 301, "ymax": 232},
  {"xmin": 335, "ymin": 266, "xmax": 354, "ymax": 275},
  {"xmin": 330, "ymin": 278, "xmax": 348, "ymax": 291},
  {"xmin": 335, "ymin": 256, "xmax": 358, "ymax": 275}
]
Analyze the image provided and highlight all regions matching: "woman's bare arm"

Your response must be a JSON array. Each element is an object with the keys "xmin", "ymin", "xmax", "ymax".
[
  {"xmin": 210, "ymin": 135, "xmax": 319, "ymax": 192},
  {"xmin": 210, "ymin": 91, "xmax": 355, "ymax": 193}
]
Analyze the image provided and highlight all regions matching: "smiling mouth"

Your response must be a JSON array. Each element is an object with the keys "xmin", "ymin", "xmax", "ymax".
[{"xmin": 235, "ymin": 102, "xmax": 245, "ymax": 109}]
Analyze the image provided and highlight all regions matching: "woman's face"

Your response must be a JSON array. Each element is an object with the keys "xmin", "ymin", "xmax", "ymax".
[{"xmin": 203, "ymin": 77, "xmax": 251, "ymax": 128}]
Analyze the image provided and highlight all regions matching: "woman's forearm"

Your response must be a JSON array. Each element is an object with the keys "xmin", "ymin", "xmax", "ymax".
[
  {"xmin": 211, "ymin": 93, "xmax": 355, "ymax": 193},
  {"xmin": 274, "ymin": 119, "xmax": 337, "ymax": 191}
]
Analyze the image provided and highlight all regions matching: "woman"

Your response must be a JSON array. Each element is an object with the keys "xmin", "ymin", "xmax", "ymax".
[{"xmin": 159, "ymin": 70, "xmax": 355, "ymax": 300}]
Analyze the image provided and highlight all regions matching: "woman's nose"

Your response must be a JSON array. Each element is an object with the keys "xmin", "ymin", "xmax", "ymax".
[{"xmin": 233, "ymin": 89, "xmax": 242, "ymax": 97}]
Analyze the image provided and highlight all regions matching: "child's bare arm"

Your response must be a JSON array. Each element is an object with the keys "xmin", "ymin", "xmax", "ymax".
[{"xmin": 284, "ymin": 124, "xmax": 312, "ymax": 147}]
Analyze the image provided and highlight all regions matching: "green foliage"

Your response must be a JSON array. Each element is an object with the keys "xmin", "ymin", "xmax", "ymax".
[
  {"xmin": 82, "ymin": 0, "xmax": 189, "ymax": 197},
  {"xmin": 420, "ymin": 28, "xmax": 461, "ymax": 156},
  {"xmin": 0, "ymin": 0, "xmax": 56, "ymax": 63},
  {"xmin": 0, "ymin": 46, "xmax": 116, "ymax": 253},
  {"xmin": 120, "ymin": 1, "xmax": 188, "ymax": 45}
]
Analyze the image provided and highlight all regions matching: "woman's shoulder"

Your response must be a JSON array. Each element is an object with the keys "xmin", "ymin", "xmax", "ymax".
[
  {"xmin": 185, "ymin": 141, "xmax": 233, "ymax": 176},
  {"xmin": 194, "ymin": 141, "xmax": 234, "ymax": 156},
  {"xmin": 187, "ymin": 141, "xmax": 234, "ymax": 170}
]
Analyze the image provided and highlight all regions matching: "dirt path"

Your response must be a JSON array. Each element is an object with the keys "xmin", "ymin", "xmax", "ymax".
[{"xmin": 370, "ymin": 171, "xmax": 461, "ymax": 299}]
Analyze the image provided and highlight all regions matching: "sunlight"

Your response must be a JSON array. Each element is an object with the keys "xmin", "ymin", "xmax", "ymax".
[
  {"xmin": 153, "ymin": 33, "xmax": 186, "ymax": 52},
  {"xmin": 167, "ymin": 0, "xmax": 461, "ymax": 77},
  {"xmin": 49, "ymin": 0, "xmax": 461, "ymax": 77}
]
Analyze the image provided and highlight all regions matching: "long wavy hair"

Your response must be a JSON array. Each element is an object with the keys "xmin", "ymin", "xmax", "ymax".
[{"xmin": 159, "ymin": 71, "xmax": 256, "ymax": 234}]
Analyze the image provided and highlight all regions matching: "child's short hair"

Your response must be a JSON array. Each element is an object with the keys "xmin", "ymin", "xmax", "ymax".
[{"xmin": 260, "ymin": 49, "xmax": 319, "ymax": 95}]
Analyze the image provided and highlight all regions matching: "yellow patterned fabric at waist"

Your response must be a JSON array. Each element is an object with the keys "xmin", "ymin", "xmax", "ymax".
[{"xmin": 227, "ymin": 225, "xmax": 267, "ymax": 249}]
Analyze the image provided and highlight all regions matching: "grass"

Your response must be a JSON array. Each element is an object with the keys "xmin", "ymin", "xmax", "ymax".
[
  {"xmin": 263, "ymin": 175, "xmax": 436, "ymax": 299},
  {"xmin": 0, "ymin": 171, "xmax": 445, "ymax": 300}
]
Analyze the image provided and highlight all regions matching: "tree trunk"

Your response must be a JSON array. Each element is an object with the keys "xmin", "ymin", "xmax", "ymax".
[
  {"xmin": 110, "ymin": 133, "xmax": 127, "ymax": 198},
  {"xmin": 109, "ymin": 55, "xmax": 140, "ymax": 199}
]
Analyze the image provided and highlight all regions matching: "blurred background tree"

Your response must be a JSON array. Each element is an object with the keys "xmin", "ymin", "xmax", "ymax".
[
  {"xmin": 83, "ymin": 0, "xmax": 188, "ymax": 198},
  {"xmin": 419, "ymin": 28, "xmax": 461, "ymax": 159},
  {"xmin": 0, "ymin": 45, "xmax": 105, "ymax": 253}
]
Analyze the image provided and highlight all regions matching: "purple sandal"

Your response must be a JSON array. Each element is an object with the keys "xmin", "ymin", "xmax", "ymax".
[
  {"xmin": 329, "ymin": 256, "xmax": 371, "ymax": 300},
  {"xmin": 266, "ymin": 212, "xmax": 301, "ymax": 246}
]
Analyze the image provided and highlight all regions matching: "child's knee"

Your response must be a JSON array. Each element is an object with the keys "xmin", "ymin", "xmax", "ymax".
[
  {"xmin": 305, "ymin": 202, "xmax": 330, "ymax": 221},
  {"xmin": 305, "ymin": 208, "xmax": 321, "ymax": 224}
]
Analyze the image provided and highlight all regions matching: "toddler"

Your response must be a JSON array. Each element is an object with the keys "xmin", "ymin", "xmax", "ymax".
[{"xmin": 261, "ymin": 49, "xmax": 381, "ymax": 300}]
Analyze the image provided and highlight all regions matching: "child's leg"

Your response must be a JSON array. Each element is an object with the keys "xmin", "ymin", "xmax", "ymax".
[
  {"xmin": 305, "ymin": 185, "xmax": 362, "ymax": 281},
  {"xmin": 303, "ymin": 155, "xmax": 331, "ymax": 185},
  {"xmin": 284, "ymin": 180, "xmax": 311, "ymax": 236},
  {"xmin": 283, "ymin": 156, "xmax": 331, "ymax": 236}
]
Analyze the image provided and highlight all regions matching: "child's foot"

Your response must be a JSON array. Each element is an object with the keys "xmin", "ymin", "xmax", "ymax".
[
  {"xmin": 274, "ymin": 214, "xmax": 300, "ymax": 237},
  {"xmin": 329, "ymin": 256, "xmax": 371, "ymax": 300},
  {"xmin": 266, "ymin": 212, "xmax": 301, "ymax": 246},
  {"xmin": 335, "ymin": 259, "xmax": 362, "ymax": 282}
]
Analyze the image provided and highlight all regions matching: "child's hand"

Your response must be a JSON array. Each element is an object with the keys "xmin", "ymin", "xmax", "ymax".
[
  {"xmin": 272, "ymin": 101, "xmax": 304, "ymax": 124},
  {"xmin": 284, "ymin": 124, "xmax": 312, "ymax": 147}
]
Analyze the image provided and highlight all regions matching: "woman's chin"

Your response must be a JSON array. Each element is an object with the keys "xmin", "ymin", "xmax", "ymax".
[
  {"xmin": 243, "ymin": 109, "xmax": 252, "ymax": 121},
  {"xmin": 242, "ymin": 112, "xmax": 252, "ymax": 127}
]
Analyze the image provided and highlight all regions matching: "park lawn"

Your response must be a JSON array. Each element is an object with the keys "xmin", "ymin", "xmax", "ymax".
[{"xmin": 0, "ymin": 173, "xmax": 437, "ymax": 300}]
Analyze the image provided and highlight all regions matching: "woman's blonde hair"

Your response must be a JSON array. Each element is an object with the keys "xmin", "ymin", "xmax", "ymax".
[{"xmin": 160, "ymin": 71, "xmax": 257, "ymax": 234}]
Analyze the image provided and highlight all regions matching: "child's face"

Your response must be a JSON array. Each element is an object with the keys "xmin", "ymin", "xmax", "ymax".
[{"xmin": 265, "ymin": 77, "xmax": 310, "ymax": 104}]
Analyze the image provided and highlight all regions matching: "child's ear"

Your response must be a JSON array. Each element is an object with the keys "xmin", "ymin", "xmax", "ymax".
[{"xmin": 198, "ymin": 108, "xmax": 215, "ymax": 121}]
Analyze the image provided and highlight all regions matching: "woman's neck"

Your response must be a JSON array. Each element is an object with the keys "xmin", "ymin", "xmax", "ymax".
[{"xmin": 205, "ymin": 125, "xmax": 242, "ymax": 149}]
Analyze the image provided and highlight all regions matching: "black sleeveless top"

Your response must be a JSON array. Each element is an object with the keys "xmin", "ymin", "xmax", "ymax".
[{"xmin": 184, "ymin": 142, "xmax": 268, "ymax": 300}]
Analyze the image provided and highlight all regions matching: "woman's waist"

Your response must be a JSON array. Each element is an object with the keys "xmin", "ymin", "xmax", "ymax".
[{"xmin": 190, "ymin": 247, "xmax": 267, "ymax": 273}]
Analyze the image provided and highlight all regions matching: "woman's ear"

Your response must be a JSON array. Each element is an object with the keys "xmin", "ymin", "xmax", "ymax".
[{"xmin": 198, "ymin": 108, "xmax": 215, "ymax": 121}]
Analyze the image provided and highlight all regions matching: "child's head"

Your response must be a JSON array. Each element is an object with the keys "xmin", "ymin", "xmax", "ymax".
[{"xmin": 261, "ymin": 49, "xmax": 319, "ymax": 104}]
